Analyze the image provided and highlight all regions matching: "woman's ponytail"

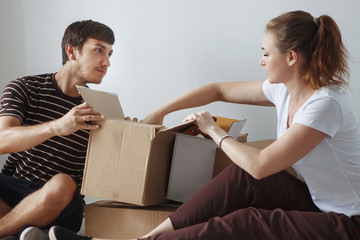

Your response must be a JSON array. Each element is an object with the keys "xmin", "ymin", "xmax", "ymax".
[
  {"xmin": 266, "ymin": 11, "xmax": 349, "ymax": 89},
  {"xmin": 306, "ymin": 15, "xmax": 349, "ymax": 88}
]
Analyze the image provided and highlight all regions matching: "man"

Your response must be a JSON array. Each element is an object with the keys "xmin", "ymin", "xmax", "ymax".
[{"xmin": 0, "ymin": 20, "xmax": 114, "ymax": 240}]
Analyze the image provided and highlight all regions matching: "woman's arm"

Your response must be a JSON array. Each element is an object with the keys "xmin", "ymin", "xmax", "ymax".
[
  {"xmin": 195, "ymin": 111, "xmax": 327, "ymax": 179},
  {"xmin": 143, "ymin": 79, "xmax": 272, "ymax": 125}
]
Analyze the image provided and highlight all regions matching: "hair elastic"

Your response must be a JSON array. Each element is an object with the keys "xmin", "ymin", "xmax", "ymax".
[{"xmin": 313, "ymin": 17, "xmax": 320, "ymax": 26}]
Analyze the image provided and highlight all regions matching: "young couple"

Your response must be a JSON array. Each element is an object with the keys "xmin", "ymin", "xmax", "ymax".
[{"xmin": 1, "ymin": 10, "xmax": 360, "ymax": 240}]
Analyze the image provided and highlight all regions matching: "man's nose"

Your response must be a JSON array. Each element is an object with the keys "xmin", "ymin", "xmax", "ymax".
[{"xmin": 102, "ymin": 55, "xmax": 111, "ymax": 67}]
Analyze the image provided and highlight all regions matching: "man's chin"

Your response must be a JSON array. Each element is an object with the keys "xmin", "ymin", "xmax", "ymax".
[{"xmin": 86, "ymin": 78, "xmax": 103, "ymax": 85}]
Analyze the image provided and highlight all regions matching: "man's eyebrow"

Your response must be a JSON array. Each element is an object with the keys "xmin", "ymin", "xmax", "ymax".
[
  {"xmin": 95, "ymin": 43, "xmax": 107, "ymax": 49},
  {"xmin": 95, "ymin": 43, "xmax": 113, "ymax": 53}
]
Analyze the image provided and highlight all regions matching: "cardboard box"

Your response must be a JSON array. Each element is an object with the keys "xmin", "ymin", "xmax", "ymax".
[
  {"xmin": 85, "ymin": 201, "xmax": 177, "ymax": 239},
  {"xmin": 81, "ymin": 119, "xmax": 194, "ymax": 206},
  {"xmin": 166, "ymin": 118, "xmax": 246, "ymax": 202}
]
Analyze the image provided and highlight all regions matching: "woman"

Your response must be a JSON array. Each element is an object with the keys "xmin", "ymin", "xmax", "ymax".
[{"xmin": 50, "ymin": 10, "xmax": 360, "ymax": 240}]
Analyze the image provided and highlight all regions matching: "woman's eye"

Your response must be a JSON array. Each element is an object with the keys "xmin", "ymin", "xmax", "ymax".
[{"xmin": 96, "ymin": 49, "xmax": 103, "ymax": 54}]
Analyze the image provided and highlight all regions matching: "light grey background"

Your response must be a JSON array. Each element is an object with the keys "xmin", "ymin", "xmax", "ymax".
[{"xmin": 1, "ymin": 0, "xmax": 359, "ymax": 178}]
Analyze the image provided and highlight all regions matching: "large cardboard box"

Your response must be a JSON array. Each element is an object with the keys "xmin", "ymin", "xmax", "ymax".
[
  {"xmin": 81, "ymin": 119, "xmax": 192, "ymax": 206},
  {"xmin": 166, "ymin": 118, "xmax": 246, "ymax": 202},
  {"xmin": 78, "ymin": 87, "xmax": 197, "ymax": 206},
  {"xmin": 85, "ymin": 201, "xmax": 177, "ymax": 239}
]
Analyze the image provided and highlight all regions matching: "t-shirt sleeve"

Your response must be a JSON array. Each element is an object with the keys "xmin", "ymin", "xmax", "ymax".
[
  {"xmin": 0, "ymin": 79, "xmax": 29, "ymax": 123},
  {"xmin": 262, "ymin": 79, "xmax": 274, "ymax": 103},
  {"xmin": 294, "ymin": 97, "xmax": 342, "ymax": 137},
  {"xmin": 262, "ymin": 79, "xmax": 288, "ymax": 106}
]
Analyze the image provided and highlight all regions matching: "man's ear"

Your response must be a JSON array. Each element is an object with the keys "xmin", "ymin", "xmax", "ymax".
[
  {"xmin": 65, "ymin": 44, "xmax": 77, "ymax": 61},
  {"xmin": 287, "ymin": 50, "xmax": 298, "ymax": 66}
]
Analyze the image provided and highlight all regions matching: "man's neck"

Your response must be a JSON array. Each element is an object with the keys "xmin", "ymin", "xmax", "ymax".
[{"xmin": 55, "ymin": 64, "xmax": 84, "ymax": 98}]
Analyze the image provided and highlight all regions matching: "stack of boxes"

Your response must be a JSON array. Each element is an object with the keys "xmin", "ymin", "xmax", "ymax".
[
  {"xmin": 79, "ymin": 87, "xmax": 266, "ymax": 238},
  {"xmin": 81, "ymin": 116, "xmax": 248, "ymax": 238}
]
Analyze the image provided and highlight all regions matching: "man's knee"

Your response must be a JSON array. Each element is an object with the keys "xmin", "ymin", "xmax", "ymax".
[
  {"xmin": 40, "ymin": 174, "xmax": 77, "ymax": 209},
  {"xmin": 0, "ymin": 197, "xmax": 12, "ymax": 217}
]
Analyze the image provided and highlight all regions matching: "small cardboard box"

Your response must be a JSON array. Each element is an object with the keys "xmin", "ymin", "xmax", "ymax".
[
  {"xmin": 166, "ymin": 118, "xmax": 246, "ymax": 203},
  {"xmin": 81, "ymin": 119, "xmax": 191, "ymax": 206},
  {"xmin": 85, "ymin": 201, "xmax": 177, "ymax": 239}
]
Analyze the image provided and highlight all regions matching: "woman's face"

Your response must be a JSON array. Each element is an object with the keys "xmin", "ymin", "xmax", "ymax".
[{"xmin": 259, "ymin": 31, "xmax": 291, "ymax": 84}]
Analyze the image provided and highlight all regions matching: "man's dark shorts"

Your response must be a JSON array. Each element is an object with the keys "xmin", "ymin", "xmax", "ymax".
[{"xmin": 0, "ymin": 174, "xmax": 84, "ymax": 232}]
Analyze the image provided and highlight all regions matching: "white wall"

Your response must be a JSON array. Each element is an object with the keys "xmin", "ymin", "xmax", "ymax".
[
  {"xmin": 0, "ymin": 0, "xmax": 26, "ymax": 168},
  {"xmin": 1, "ymin": 0, "xmax": 360, "ymax": 168}
]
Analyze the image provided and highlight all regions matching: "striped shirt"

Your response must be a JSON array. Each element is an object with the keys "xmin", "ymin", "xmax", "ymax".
[{"xmin": 0, "ymin": 73, "xmax": 89, "ymax": 187}]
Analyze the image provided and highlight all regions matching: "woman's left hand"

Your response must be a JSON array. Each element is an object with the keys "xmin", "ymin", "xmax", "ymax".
[{"xmin": 183, "ymin": 111, "xmax": 217, "ymax": 135}]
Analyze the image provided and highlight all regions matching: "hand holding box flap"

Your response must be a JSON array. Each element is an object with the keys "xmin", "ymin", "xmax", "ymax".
[
  {"xmin": 180, "ymin": 116, "xmax": 246, "ymax": 139},
  {"xmin": 76, "ymin": 86, "xmax": 125, "ymax": 119}
]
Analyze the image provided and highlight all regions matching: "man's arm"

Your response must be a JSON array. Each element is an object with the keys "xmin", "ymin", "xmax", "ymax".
[{"xmin": 0, "ymin": 102, "xmax": 104, "ymax": 154}]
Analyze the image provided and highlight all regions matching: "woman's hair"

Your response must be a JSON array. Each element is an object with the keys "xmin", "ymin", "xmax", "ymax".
[
  {"xmin": 266, "ymin": 10, "xmax": 349, "ymax": 89},
  {"xmin": 61, "ymin": 20, "xmax": 115, "ymax": 65}
]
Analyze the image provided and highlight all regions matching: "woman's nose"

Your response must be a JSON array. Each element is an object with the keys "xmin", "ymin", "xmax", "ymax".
[{"xmin": 259, "ymin": 57, "xmax": 265, "ymax": 66}]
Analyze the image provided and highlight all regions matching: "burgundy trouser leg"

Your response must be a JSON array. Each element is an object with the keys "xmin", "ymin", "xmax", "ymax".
[{"xmin": 140, "ymin": 163, "xmax": 360, "ymax": 240}]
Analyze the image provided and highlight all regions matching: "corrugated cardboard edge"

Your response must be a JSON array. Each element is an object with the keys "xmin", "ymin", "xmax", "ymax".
[
  {"xmin": 141, "ymin": 129, "xmax": 178, "ymax": 205},
  {"xmin": 81, "ymin": 128, "xmax": 95, "ymax": 196},
  {"xmin": 86, "ymin": 200, "xmax": 178, "ymax": 212}
]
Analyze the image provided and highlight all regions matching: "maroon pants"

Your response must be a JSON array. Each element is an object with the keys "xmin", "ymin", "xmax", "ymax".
[{"xmin": 140, "ymin": 163, "xmax": 360, "ymax": 240}]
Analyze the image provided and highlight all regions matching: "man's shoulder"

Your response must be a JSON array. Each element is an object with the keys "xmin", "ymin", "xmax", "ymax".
[
  {"xmin": 16, "ymin": 73, "xmax": 54, "ymax": 84},
  {"xmin": 8, "ymin": 73, "xmax": 55, "ymax": 90}
]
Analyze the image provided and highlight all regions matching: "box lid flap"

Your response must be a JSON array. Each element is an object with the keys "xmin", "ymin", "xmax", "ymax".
[
  {"xmin": 227, "ymin": 119, "xmax": 247, "ymax": 137},
  {"xmin": 77, "ymin": 86, "xmax": 125, "ymax": 120},
  {"xmin": 158, "ymin": 120, "xmax": 196, "ymax": 134}
]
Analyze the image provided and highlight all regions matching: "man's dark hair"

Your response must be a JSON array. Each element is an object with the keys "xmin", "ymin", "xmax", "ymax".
[{"xmin": 61, "ymin": 20, "xmax": 115, "ymax": 65}]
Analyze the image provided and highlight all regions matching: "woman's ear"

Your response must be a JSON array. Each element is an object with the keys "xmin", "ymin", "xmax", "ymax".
[{"xmin": 287, "ymin": 50, "xmax": 298, "ymax": 66}]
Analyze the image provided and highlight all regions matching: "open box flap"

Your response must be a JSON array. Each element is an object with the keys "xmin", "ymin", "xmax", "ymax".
[
  {"xmin": 77, "ymin": 86, "xmax": 125, "ymax": 120},
  {"xmin": 159, "ymin": 117, "xmax": 246, "ymax": 137},
  {"xmin": 158, "ymin": 120, "xmax": 196, "ymax": 134},
  {"xmin": 227, "ymin": 119, "xmax": 247, "ymax": 137}
]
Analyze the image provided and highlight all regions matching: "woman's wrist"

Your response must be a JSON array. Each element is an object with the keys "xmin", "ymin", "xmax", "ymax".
[
  {"xmin": 217, "ymin": 134, "xmax": 232, "ymax": 149},
  {"xmin": 207, "ymin": 124, "xmax": 228, "ymax": 143}
]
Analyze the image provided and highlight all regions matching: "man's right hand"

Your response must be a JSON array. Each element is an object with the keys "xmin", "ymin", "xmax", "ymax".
[{"xmin": 50, "ymin": 102, "xmax": 104, "ymax": 136}]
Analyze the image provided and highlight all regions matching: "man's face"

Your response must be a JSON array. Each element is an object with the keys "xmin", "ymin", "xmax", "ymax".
[{"xmin": 74, "ymin": 38, "xmax": 113, "ymax": 85}]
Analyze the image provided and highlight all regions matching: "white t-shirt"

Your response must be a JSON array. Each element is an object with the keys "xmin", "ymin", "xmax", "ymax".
[{"xmin": 262, "ymin": 79, "xmax": 360, "ymax": 217}]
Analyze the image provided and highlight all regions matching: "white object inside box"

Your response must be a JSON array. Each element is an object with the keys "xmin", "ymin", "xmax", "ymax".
[{"xmin": 167, "ymin": 119, "xmax": 246, "ymax": 202}]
